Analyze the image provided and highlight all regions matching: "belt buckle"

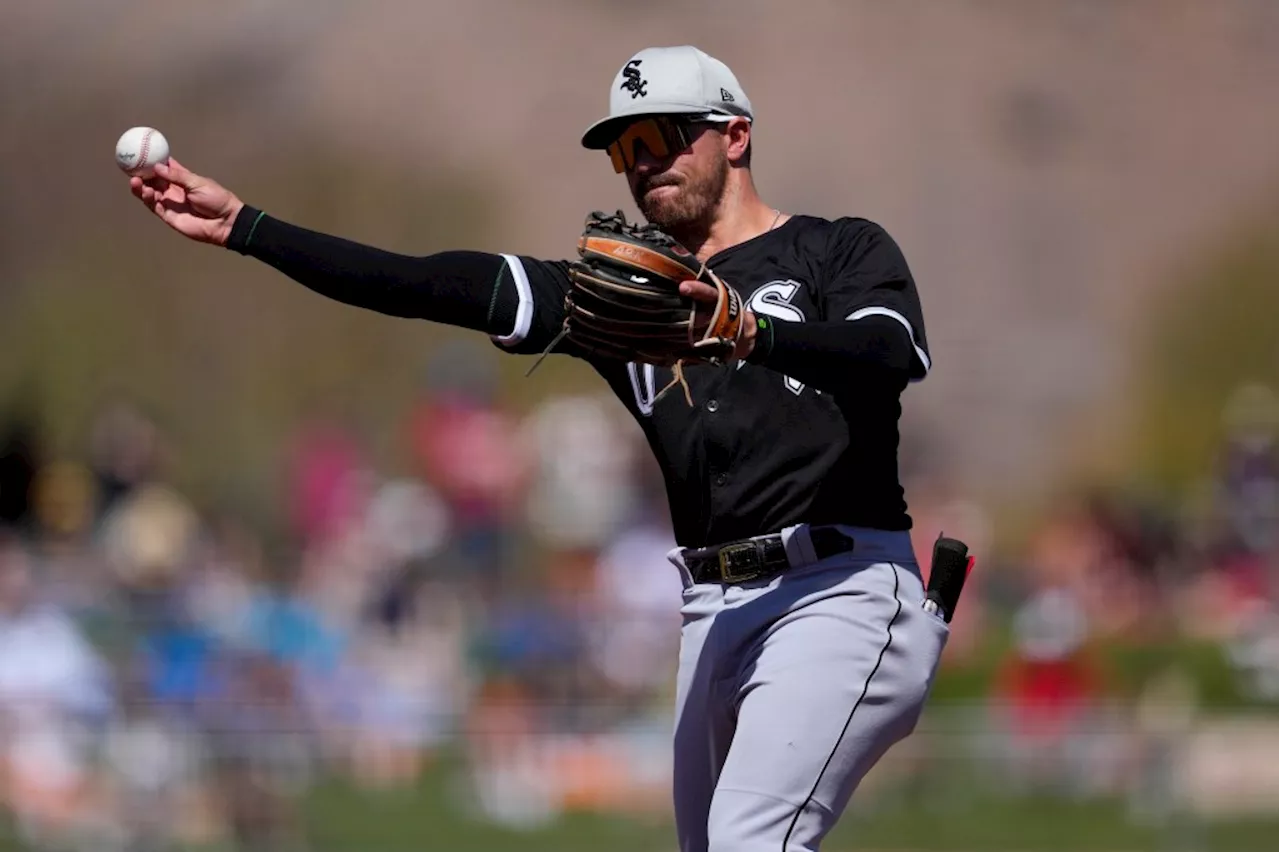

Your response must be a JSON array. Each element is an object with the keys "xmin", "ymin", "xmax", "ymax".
[{"xmin": 718, "ymin": 541, "xmax": 762, "ymax": 583}]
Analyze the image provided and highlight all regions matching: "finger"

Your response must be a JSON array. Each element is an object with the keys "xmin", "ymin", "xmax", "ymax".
[
  {"xmin": 679, "ymin": 280, "xmax": 721, "ymax": 303},
  {"xmin": 131, "ymin": 176, "xmax": 161, "ymax": 205},
  {"xmin": 153, "ymin": 157, "xmax": 195, "ymax": 189},
  {"xmin": 154, "ymin": 198, "xmax": 189, "ymax": 229},
  {"xmin": 143, "ymin": 171, "xmax": 172, "ymax": 193},
  {"xmin": 154, "ymin": 194, "xmax": 190, "ymax": 217},
  {"xmin": 139, "ymin": 175, "xmax": 168, "ymax": 196}
]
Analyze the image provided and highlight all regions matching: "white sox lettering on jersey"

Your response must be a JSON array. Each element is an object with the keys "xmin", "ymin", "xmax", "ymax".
[{"xmin": 744, "ymin": 279, "xmax": 808, "ymax": 395}]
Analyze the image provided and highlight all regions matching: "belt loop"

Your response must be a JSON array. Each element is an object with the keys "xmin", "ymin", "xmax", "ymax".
[
  {"xmin": 667, "ymin": 546, "xmax": 696, "ymax": 590},
  {"xmin": 780, "ymin": 524, "xmax": 818, "ymax": 568}
]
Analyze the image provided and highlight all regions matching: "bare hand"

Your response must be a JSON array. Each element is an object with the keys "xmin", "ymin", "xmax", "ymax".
[
  {"xmin": 129, "ymin": 158, "xmax": 244, "ymax": 246},
  {"xmin": 680, "ymin": 279, "xmax": 757, "ymax": 361}
]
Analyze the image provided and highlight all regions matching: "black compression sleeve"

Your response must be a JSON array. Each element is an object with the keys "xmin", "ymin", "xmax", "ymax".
[
  {"xmin": 225, "ymin": 205, "xmax": 518, "ymax": 335},
  {"xmin": 744, "ymin": 314, "xmax": 912, "ymax": 393}
]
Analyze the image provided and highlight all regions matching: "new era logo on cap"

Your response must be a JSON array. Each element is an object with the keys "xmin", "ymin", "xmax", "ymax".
[{"xmin": 581, "ymin": 45, "xmax": 754, "ymax": 149}]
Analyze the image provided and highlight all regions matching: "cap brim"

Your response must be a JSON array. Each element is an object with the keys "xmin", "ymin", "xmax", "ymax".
[{"xmin": 580, "ymin": 105, "xmax": 741, "ymax": 149}]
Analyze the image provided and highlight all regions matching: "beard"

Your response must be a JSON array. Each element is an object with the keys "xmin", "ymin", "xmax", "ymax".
[{"xmin": 633, "ymin": 149, "xmax": 729, "ymax": 234}]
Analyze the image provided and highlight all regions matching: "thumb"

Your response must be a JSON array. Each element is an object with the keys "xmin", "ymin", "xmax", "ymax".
[
  {"xmin": 152, "ymin": 157, "xmax": 198, "ymax": 189},
  {"xmin": 679, "ymin": 280, "xmax": 720, "ymax": 303}
]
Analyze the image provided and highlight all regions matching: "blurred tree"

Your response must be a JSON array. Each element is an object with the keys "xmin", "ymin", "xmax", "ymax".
[{"xmin": 1124, "ymin": 216, "xmax": 1277, "ymax": 496}]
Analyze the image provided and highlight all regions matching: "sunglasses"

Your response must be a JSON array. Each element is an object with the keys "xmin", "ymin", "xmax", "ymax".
[{"xmin": 606, "ymin": 116, "xmax": 714, "ymax": 174}]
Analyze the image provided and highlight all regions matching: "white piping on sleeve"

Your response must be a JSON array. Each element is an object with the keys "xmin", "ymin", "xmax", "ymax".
[
  {"xmin": 844, "ymin": 306, "xmax": 931, "ymax": 374},
  {"xmin": 492, "ymin": 254, "xmax": 533, "ymax": 347}
]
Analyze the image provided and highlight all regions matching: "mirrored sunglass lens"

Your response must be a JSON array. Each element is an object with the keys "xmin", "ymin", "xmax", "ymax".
[
  {"xmin": 608, "ymin": 120, "xmax": 674, "ymax": 172},
  {"xmin": 607, "ymin": 142, "xmax": 626, "ymax": 173}
]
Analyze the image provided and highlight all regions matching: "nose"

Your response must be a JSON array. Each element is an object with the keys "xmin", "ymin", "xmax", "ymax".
[{"xmin": 630, "ymin": 142, "xmax": 665, "ymax": 175}]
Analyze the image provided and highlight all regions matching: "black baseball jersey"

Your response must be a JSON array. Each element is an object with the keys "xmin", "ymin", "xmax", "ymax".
[{"xmin": 494, "ymin": 216, "xmax": 931, "ymax": 548}]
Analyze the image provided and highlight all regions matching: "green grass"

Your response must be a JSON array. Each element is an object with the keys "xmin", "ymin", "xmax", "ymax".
[
  {"xmin": 296, "ymin": 757, "xmax": 1276, "ymax": 852},
  {"xmin": 0, "ymin": 768, "xmax": 1271, "ymax": 852},
  {"xmin": 304, "ymin": 770, "xmax": 673, "ymax": 852}
]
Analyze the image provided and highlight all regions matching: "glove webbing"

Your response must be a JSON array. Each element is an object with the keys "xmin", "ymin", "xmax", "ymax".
[
  {"xmin": 524, "ymin": 257, "xmax": 713, "ymax": 409},
  {"xmin": 649, "ymin": 361, "xmax": 691, "ymax": 407},
  {"xmin": 525, "ymin": 322, "xmax": 696, "ymax": 407},
  {"xmin": 649, "ymin": 257, "xmax": 707, "ymax": 407},
  {"xmin": 524, "ymin": 325, "xmax": 570, "ymax": 378}
]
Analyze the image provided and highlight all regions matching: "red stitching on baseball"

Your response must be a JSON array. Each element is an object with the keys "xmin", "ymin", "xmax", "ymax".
[{"xmin": 134, "ymin": 130, "xmax": 153, "ymax": 176}]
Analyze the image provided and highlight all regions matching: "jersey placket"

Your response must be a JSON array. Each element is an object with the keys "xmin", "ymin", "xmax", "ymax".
[{"xmin": 699, "ymin": 367, "xmax": 738, "ymax": 537}]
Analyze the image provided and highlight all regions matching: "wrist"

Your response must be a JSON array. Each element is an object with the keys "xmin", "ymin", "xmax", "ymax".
[
  {"xmin": 743, "ymin": 314, "xmax": 773, "ymax": 364},
  {"xmin": 738, "ymin": 310, "xmax": 759, "ymax": 360},
  {"xmin": 216, "ymin": 199, "xmax": 246, "ymax": 247},
  {"xmin": 225, "ymin": 204, "xmax": 266, "ymax": 254}
]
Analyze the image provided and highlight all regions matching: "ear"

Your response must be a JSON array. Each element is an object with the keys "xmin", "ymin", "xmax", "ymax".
[{"xmin": 724, "ymin": 118, "xmax": 752, "ymax": 166}]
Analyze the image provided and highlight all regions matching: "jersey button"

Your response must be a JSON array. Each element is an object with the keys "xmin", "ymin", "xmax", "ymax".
[
  {"xmin": 714, "ymin": 473, "xmax": 728, "ymax": 487},
  {"xmin": 706, "ymin": 399, "xmax": 719, "ymax": 413}
]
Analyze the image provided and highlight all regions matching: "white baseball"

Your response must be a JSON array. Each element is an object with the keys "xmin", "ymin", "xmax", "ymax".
[{"xmin": 115, "ymin": 127, "xmax": 170, "ymax": 178}]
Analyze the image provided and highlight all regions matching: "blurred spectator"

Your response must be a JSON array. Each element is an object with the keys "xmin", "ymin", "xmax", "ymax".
[
  {"xmin": 30, "ymin": 460, "xmax": 98, "ymax": 544},
  {"xmin": 1188, "ymin": 384, "xmax": 1279, "ymax": 633},
  {"xmin": 1175, "ymin": 384, "xmax": 1278, "ymax": 700},
  {"xmin": 518, "ymin": 392, "xmax": 643, "ymax": 552},
  {"xmin": 991, "ymin": 515, "xmax": 1113, "ymax": 798},
  {"xmin": 1212, "ymin": 382, "xmax": 1278, "ymax": 559},
  {"xmin": 0, "ymin": 531, "xmax": 114, "ymax": 849},
  {"xmin": 341, "ymin": 583, "xmax": 470, "ymax": 790},
  {"xmin": 101, "ymin": 672, "xmax": 212, "ymax": 851},
  {"xmin": 405, "ymin": 342, "xmax": 526, "ymax": 593},
  {"xmin": 1221, "ymin": 606, "xmax": 1278, "ymax": 703},
  {"xmin": 27, "ymin": 460, "xmax": 112, "ymax": 622},
  {"xmin": 472, "ymin": 566, "xmax": 596, "ymax": 726},
  {"xmin": 99, "ymin": 481, "xmax": 201, "ymax": 597},
  {"xmin": 1126, "ymin": 666, "xmax": 1198, "ymax": 828},
  {"xmin": 361, "ymin": 478, "xmax": 451, "ymax": 585},
  {"xmin": 583, "ymin": 492, "xmax": 682, "ymax": 712},
  {"xmin": 284, "ymin": 416, "xmax": 372, "ymax": 552},
  {"xmin": 206, "ymin": 652, "xmax": 314, "ymax": 852},
  {"xmin": 0, "ymin": 415, "xmax": 40, "ymax": 530},
  {"xmin": 87, "ymin": 399, "xmax": 167, "ymax": 523}
]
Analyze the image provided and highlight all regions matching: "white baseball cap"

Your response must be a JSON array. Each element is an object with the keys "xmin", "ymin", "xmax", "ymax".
[{"xmin": 580, "ymin": 46, "xmax": 754, "ymax": 149}]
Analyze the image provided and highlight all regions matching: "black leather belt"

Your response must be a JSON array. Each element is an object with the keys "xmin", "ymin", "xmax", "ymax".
[{"xmin": 684, "ymin": 526, "xmax": 855, "ymax": 584}]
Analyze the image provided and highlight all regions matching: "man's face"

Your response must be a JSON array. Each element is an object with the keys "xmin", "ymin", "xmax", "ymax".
[{"xmin": 621, "ymin": 118, "xmax": 730, "ymax": 232}]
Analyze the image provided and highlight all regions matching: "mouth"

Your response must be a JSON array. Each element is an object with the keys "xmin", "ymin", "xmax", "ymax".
[{"xmin": 643, "ymin": 181, "xmax": 680, "ymax": 198}]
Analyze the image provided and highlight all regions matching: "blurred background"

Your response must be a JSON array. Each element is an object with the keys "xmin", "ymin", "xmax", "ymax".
[{"xmin": 0, "ymin": 1, "xmax": 1275, "ymax": 850}]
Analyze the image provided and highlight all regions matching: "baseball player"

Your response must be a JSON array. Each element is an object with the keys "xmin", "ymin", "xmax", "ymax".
[{"xmin": 127, "ymin": 45, "xmax": 950, "ymax": 852}]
